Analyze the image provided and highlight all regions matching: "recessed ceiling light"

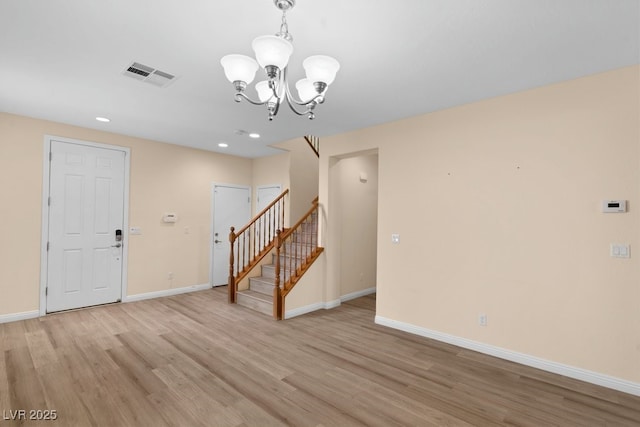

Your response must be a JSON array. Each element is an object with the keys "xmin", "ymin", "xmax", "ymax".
[
  {"xmin": 218, "ymin": 142, "xmax": 229, "ymax": 148},
  {"xmin": 96, "ymin": 117, "xmax": 110, "ymax": 122},
  {"xmin": 249, "ymin": 133, "xmax": 260, "ymax": 139}
]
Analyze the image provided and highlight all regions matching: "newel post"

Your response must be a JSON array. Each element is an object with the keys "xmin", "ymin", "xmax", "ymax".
[
  {"xmin": 273, "ymin": 229, "xmax": 283, "ymax": 320},
  {"xmin": 228, "ymin": 226, "xmax": 236, "ymax": 303}
]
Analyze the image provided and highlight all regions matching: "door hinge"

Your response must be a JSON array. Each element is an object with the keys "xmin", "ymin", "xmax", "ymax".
[
  {"xmin": 46, "ymin": 241, "xmax": 50, "ymax": 251},
  {"xmin": 48, "ymin": 196, "xmax": 51, "ymax": 206},
  {"xmin": 49, "ymin": 152, "xmax": 52, "ymax": 161},
  {"xmin": 45, "ymin": 287, "xmax": 48, "ymax": 296}
]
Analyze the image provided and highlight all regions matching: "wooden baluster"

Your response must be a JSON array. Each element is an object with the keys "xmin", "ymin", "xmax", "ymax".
[
  {"xmin": 254, "ymin": 221, "xmax": 257, "ymax": 257},
  {"xmin": 228, "ymin": 227, "xmax": 236, "ymax": 303},
  {"xmin": 306, "ymin": 217, "xmax": 310, "ymax": 261},
  {"xmin": 245, "ymin": 229, "xmax": 248, "ymax": 269},
  {"xmin": 295, "ymin": 227, "xmax": 299, "ymax": 273},
  {"xmin": 274, "ymin": 230, "xmax": 282, "ymax": 319},
  {"xmin": 265, "ymin": 211, "xmax": 268, "ymax": 247}
]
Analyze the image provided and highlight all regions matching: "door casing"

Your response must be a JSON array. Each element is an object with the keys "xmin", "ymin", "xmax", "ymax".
[{"xmin": 40, "ymin": 135, "xmax": 130, "ymax": 316}]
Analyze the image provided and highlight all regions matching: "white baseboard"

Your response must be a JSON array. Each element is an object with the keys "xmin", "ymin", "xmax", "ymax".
[
  {"xmin": 375, "ymin": 316, "xmax": 640, "ymax": 397},
  {"xmin": 285, "ymin": 289, "xmax": 376, "ymax": 320},
  {"xmin": 0, "ymin": 310, "xmax": 40, "ymax": 324},
  {"xmin": 285, "ymin": 302, "xmax": 325, "ymax": 319},
  {"xmin": 124, "ymin": 283, "xmax": 211, "ymax": 303},
  {"xmin": 341, "ymin": 287, "xmax": 376, "ymax": 302},
  {"xmin": 324, "ymin": 299, "xmax": 341, "ymax": 310},
  {"xmin": 285, "ymin": 298, "xmax": 342, "ymax": 319}
]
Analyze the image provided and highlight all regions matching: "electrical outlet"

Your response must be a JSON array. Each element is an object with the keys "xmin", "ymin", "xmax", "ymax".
[{"xmin": 479, "ymin": 313, "xmax": 487, "ymax": 327}]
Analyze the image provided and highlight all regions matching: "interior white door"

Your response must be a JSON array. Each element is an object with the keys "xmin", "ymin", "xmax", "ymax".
[
  {"xmin": 256, "ymin": 184, "xmax": 282, "ymax": 247},
  {"xmin": 47, "ymin": 140, "xmax": 126, "ymax": 312},
  {"xmin": 256, "ymin": 185, "xmax": 282, "ymax": 214},
  {"xmin": 211, "ymin": 184, "xmax": 251, "ymax": 286}
]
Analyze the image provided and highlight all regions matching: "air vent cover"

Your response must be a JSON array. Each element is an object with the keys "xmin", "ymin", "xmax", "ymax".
[{"xmin": 122, "ymin": 62, "xmax": 176, "ymax": 88}]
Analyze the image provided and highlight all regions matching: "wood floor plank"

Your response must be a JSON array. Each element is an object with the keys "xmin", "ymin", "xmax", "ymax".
[
  {"xmin": 1, "ymin": 287, "xmax": 639, "ymax": 426},
  {"xmin": 36, "ymin": 360, "xmax": 94, "ymax": 426},
  {"xmin": 5, "ymin": 346, "xmax": 48, "ymax": 411},
  {"xmin": 0, "ymin": 347, "xmax": 10, "ymax": 415},
  {"xmin": 0, "ymin": 320, "xmax": 28, "ymax": 351},
  {"xmin": 24, "ymin": 329, "xmax": 58, "ymax": 369}
]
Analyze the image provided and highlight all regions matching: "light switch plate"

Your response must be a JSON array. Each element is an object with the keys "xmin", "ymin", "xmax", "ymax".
[{"xmin": 391, "ymin": 234, "xmax": 400, "ymax": 244}]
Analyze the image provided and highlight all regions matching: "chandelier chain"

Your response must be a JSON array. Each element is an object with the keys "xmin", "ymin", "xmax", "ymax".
[{"xmin": 281, "ymin": 11, "xmax": 288, "ymax": 34}]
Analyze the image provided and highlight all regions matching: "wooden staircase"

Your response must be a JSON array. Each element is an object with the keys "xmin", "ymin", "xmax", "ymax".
[{"xmin": 231, "ymin": 197, "xmax": 322, "ymax": 319}]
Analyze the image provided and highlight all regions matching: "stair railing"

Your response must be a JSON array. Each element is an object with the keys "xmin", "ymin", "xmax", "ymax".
[
  {"xmin": 304, "ymin": 135, "xmax": 320, "ymax": 157},
  {"xmin": 273, "ymin": 197, "xmax": 323, "ymax": 319},
  {"xmin": 228, "ymin": 189, "xmax": 289, "ymax": 303}
]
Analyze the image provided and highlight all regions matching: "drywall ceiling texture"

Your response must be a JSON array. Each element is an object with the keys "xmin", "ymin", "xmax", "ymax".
[{"xmin": 0, "ymin": 0, "xmax": 638, "ymax": 157}]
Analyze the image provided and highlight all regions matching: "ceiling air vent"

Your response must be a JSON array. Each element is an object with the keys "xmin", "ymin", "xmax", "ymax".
[{"xmin": 122, "ymin": 62, "xmax": 177, "ymax": 88}]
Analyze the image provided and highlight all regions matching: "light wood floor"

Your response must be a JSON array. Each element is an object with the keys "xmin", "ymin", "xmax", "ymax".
[{"xmin": 1, "ymin": 288, "xmax": 639, "ymax": 426}]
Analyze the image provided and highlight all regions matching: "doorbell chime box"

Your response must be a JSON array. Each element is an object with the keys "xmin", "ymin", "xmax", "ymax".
[{"xmin": 163, "ymin": 212, "xmax": 178, "ymax": 223}]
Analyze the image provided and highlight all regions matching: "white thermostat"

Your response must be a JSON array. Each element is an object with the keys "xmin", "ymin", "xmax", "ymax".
[
  {"xmin": 602, "ymin": 200, "xmax": 626, "ymax": 213},
  {"xmin": 162, "ymin": 212, "xmax": 178, "ymax": 223}
]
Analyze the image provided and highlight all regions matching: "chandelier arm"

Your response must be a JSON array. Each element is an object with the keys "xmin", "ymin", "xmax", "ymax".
[
  {"xmin": 272, "ymin": 95, "xmax": 282, "ymax": 116},
  {"xmin": 269, "ymin": 79, "xmax": 283, "ymax": 104},
  {"xmin": 234, "ymin": 92, "xmax": 268, "ymax": 106},
  {"xmin": 284, "ymin": 97, "xmax": 310, "ymax": 116},
  {"xmin": 285, "ymin": 89, "xmax": 324, "ymax": 107}
]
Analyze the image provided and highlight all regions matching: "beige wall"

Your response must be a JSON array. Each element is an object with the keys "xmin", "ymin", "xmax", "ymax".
[
  {"xmin": 0, "ymin": 113, "xmax": 252, "ymax": 314},
  {"xmin": 319, "ymin": 65, "xmax": 640, "ymax": 384},
  {"xmin": 273, "ymin": 137, "xmax": 319, "ymax": 220},
  {"xmin": 335, "ymin": 153, "xmax": 378, "ymax": 296},
  {"xmin": 251, "ymin": 151, "xmax": 289, "ymax": 217}
]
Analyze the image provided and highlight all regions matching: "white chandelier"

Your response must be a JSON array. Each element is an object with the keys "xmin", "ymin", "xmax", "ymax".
[{"xmin": 220, "ymin": 0, "xmax": 340, "ymax": 121}]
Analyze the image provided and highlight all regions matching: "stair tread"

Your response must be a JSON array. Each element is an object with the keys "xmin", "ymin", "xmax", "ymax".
[
  {"xmin": 237, "ymin": 289, "xmax": 272, "ymax": 303},
  {"xmin": 250, "ymin": 276, "xmax": 274, "ymax": 285}
]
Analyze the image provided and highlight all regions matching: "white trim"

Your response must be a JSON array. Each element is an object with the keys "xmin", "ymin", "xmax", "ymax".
[
  {"xmin": 375, "ymin": 315, "xmax": 640, "ymax": 397},
  {"xmin": 0, "ymin": 311, "xmax": 40, "ymax": 325},
  {"xmin": 40, "ymin": 136, "xmax": 131, "ymax": 316},
  {"xmin": 285, "ymin": 302, "xmax": 325, "ymax": 319},
  {"xmin": 124, "ymin": 283, "xmax": 211, "ymax": 303},
  {"xmin": 284, "ymin": 298, "xmax": 344, "ymax": 319},
  {"xmin": 324, "ymin": 299, "xmax": 341, "ymax": 310},
  {"xmin": 340, "ymin": 287, "xmax": 376, "ymax": 302}
]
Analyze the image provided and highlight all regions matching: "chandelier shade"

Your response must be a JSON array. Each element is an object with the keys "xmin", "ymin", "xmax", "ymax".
[
  {"xmin": 220, "ymin": 0, "xmax": 339, "ymax": 120},
  {"xmin": 295, "ymin": 78, "xmax": 321, "ymax": 102},
  {"xmin": 303, "ymin": 55, "xmax": 340, "ymax": 86},
  {"xmin": 255, "ymin": 80, "xmax": 275, "ymax": 102},
  {"xmin": 252, "ymin": 35, "xmax": 294, "ymax": 70},
  {"xmin": 220, "ymin": 54, "xmax": 259, "ymax": 85}
]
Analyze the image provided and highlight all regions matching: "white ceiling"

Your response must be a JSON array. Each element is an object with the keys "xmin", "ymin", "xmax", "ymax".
[{"xmin": 1, "ymin": 0, "xmax": 638, "ymax": 158}]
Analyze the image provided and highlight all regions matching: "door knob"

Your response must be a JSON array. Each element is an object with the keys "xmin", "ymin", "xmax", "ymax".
[
  {"xmin": 111, "ymin": 243, "xmax": 122, "ymax": 248},
  {"xmin": 214, "ymin": 239, "xmax": 222, "ymax": 244}
]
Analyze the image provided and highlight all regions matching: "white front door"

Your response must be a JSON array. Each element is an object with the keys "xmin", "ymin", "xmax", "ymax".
[
  {"xmin": 211, "ymin": 184, "xmax": 251, "ymax": 286},
  {"xmin": 46, "ymin": 140, "xmax": 126, "ymax": 312}
]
